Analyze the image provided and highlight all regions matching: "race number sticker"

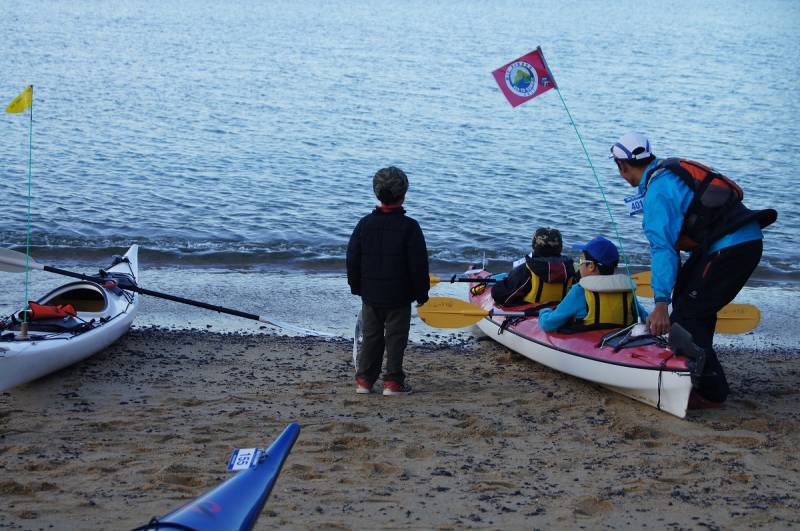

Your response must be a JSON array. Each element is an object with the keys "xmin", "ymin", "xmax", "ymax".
[
  {"xmin": 624, "ymin": 193, "xmax": 645, "ymax": 216},
  {"xmin": 227, "ymin": 448, "xmax": 262, "ymax": 471}
]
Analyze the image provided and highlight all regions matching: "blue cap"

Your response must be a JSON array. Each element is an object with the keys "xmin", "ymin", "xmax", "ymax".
[{"xmin": 574, "ymin": 236, "xmax": 619, "ymax": 267}]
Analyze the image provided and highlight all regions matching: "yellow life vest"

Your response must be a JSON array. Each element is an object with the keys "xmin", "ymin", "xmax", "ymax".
[
  {"xmin": 523, "ymin": 264, "xmax": 572, "ymax": 303},
  {"xmin": 579, "ymin": 274, "xmax": 637, "ymax": 328}
]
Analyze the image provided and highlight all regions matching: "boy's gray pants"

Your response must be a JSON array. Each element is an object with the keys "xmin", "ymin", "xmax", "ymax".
[{"xmin": 356, "ymin": 302, "xmax": 411, "ymax": 385}]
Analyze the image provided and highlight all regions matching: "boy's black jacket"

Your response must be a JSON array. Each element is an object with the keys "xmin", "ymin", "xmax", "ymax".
[{"xmin": 347, "ymin": 207, "xmax": 429, "ymax": 308}]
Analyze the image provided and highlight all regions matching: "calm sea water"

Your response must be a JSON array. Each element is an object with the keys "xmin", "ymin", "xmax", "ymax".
[{"xmin": 2, "ymin": 0, "xmax": 799, "ymax": 282}]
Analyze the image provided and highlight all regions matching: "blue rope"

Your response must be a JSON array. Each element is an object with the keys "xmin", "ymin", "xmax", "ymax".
[
  {"xmin": 553, "ymin": 86, "xmax": 642, "ymax": 322},
  {"xmin": 23, "ymin": 91, "xmax": 33, "ymax": 322}
]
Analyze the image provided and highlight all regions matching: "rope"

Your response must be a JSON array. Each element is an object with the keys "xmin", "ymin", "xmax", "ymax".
[
  {"xmin": 22, "ymin": 90, "xmax": 34, "ymax": 324},
  {"xmin": 553, "ymin": 87, "xmax": 641, "ymax": 323}
]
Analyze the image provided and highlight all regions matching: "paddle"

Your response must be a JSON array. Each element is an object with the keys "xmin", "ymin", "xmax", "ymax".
[
  {"xmin": 631, "ymin": 271, "xmax": 653, "ymax": 297},
  {"xmin": 418, "ymin": 296, "xmax": 760, "ymax": 334},
  {"xmin": 715, "ymin": 304, "xmax": 761, "ymax": 334},
  {"xmin": 429, "ymin": 273, "xmax": 496, "ymax": 287},
  {"xmin": 417, "ymin": 296, "xmax": 530, "ymax": 329},
  {"xmin": 628, "ymin": 270, "xmax": 760, "ymax": 331},
  {"xmin": 0, "ymin": 248, "xmax": 330, "ymax": 336}
]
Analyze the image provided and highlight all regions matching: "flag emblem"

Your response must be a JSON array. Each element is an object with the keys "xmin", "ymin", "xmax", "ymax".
[{"xmin": 504, "ymin": 61, "xmax": 539, "ymax": 98}]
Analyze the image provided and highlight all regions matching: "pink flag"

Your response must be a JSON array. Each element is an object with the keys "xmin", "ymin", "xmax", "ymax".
[{"xmin": 492, "ymin": 47, "xmax": 557, "ymax": 107}]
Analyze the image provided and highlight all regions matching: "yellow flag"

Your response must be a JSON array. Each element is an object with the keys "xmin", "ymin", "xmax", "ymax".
[{"xmin": 5, "ymin": 85, "xmax": 33, "ymax": 113}]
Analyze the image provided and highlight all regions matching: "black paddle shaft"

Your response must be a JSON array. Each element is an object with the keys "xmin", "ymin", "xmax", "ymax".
[
  {"xmin": 450, "ymin": 275, "xmax": 497, "ymax": 284},
  {"xmin": 43, "ymin": 265, "xmax": 262, "ymax": 322}
]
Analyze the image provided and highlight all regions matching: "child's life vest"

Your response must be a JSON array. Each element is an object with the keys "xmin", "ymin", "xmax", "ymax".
[
  {"xmin": 579, "ymin": 275, "xmax": 637, "ymax": 328},
  {"xmin": 522, "ymin": 256, "xmax": 576, "ymax": 303}
]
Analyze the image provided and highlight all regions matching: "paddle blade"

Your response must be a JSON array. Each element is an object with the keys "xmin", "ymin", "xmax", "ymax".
[
  {"xmin": 429, "ymin": 273, "xmax": 441, "ymax": 287},
  {"xmin": 0, "ymin": 248, "xmax": 43, "ymax": 273},
  {"xmin": 417, "ymin": 297, "xmax": 489, "ymax": 329},
  {"xmin": 716, "ymin": 303, "xmax": 760, "ymax": 334},
  {"xmin": 632, "ymin": 271, "xmax": 653, "ymax": 298}
]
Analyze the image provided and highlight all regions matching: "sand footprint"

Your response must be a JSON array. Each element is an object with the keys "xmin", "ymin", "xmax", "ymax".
[{"xmin": 573, "ymin": 496, "xmax": 615, "ymax": 517}]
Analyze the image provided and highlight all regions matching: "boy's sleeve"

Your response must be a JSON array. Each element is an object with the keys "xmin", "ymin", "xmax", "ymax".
[
  {"xmin": 346, "ymin": 221, "xmax": 362, "ymax": 295},
  {"xmin": 407, "ymin": 221, "xmax": 429, "ymax": 305},
  {"xmin": 490, "ymin": 264, "xmax": 531, "ymax": 306},
  {"xmin": 642, "ymin": 173, "xmax": 692, "ymax": 302},
  {"xmin": 538, "ymin": 284, "xmax": 587, "ymax": 332}
]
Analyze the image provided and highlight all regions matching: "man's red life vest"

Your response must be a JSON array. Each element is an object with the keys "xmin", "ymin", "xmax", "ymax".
[{"xmin": 644, "ymin": 158, "xmax": 777, "ymax": 251}]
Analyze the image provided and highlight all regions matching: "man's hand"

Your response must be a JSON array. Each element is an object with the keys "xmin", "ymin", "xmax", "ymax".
[{"xmin": 646, "ymin": 303, "xmax": 671, "ymax": 336}]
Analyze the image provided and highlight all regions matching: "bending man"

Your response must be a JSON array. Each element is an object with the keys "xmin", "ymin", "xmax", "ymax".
[{"xmin": 610, "ymin": 132, "xmax": 776, "ymax": 406}]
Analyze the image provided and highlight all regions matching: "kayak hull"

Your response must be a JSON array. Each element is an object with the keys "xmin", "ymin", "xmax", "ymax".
[
  {"xmin": 0, "ymin": 245, "xmax": 140, "ymax": 392},
  {"xmin": 469, "ymin": 271, "xmax": 693, "ymax": 418}
]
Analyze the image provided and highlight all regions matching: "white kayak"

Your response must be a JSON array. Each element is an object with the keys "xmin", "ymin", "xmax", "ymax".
[
  {"xmin": 467, "ymin": 270, "xmax": 694, "ymax": 418},
  {"xmin": 0, "ymin": 245, "xmax": 140, "ymax": 392}
]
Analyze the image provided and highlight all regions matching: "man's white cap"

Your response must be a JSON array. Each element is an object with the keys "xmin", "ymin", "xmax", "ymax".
[{"xmin": 610, "ymin": 132, "xmax": 653, "ymax": 161}]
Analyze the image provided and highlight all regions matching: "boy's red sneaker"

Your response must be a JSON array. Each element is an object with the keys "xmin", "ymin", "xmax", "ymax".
[
  {"xmin": 355, "ymin": 377, "xmax": 373, "ymax": 394},
  {"xmin": 382, "ymin": 380, "xmax": 412, "ymax": 396}
]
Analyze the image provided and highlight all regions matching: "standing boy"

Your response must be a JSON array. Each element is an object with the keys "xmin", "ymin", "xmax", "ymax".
[{"xmin": 346, "ymin": 167, "xmax": 429, "ymax": 396}]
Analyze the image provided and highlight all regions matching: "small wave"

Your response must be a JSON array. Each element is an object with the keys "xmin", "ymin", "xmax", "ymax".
[{"xmin": 2, "ymin": 238, "xmax": 798, "ymax": 286}]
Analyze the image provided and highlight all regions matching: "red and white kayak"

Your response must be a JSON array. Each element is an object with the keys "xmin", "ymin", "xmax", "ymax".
[
  {"xmin": 0, "ymin": 245, "xmax": 140, "ymax": 392},
  {"xmin": 467, "ymin": 270, "xmax": 693, "ymax": 418}
]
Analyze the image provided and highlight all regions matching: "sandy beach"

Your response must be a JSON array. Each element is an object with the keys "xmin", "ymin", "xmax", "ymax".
[{"xmin": 1, "ymin": 325, "xmax": 798, "ymax": 530}]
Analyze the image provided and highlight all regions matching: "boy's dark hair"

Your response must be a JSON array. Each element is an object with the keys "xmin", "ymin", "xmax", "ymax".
[
  {"xmin": 373, "ymin": 166, "xmax": 409, "ymax": 204},
  {"xmin": 584, "ymin": 251, "xmax": 617, "ymax": 275},
  {"xmin": 532, "ymin": 227, "xmax": 563, "ymax": 257}
]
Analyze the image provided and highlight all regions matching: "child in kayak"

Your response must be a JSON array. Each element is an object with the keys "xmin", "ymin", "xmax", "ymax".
[
  {"xmin": 346, "ymin": 166, "xmax": 430, "ymax": 396},
  {"xmin": 538, "ymin": 236, "xmax": 646, "ymax": 332},
  {"xmin": 490, "ymin": 227, "xmax": 577, "ymax": 307}
]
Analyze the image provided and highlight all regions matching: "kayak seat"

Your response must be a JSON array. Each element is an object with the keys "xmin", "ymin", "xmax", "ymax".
[{"xmin": 46, "ymin": 288, "xmax": 106, "ymax": 312}]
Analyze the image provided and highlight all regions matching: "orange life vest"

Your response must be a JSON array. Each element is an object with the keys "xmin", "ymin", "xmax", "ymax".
[
  {"xmin": 644, "ymin": 158, "xmax": 776, "ymax": 250},
  {"xmin": 21, "ymin": 302, "xmax": 78, "ymax": 321}
]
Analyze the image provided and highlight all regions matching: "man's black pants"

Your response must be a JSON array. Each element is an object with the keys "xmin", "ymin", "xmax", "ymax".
[{"xmin": 671, "ymin": 239, "xmax": 762, "ymax": 402}]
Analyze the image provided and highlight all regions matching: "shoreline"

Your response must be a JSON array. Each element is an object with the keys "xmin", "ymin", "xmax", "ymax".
[
  {"xmin": 2, "ymin": 269, "xmax": 797, "ymax": 348},
  {"xmin": 1, "ymin": 328, "xmax": 799, "ymax": 529}
]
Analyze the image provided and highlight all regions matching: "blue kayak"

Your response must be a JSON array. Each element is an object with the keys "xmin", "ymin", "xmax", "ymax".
[{"xmin": 133, "ymin": 422, "xmax": 300, "ymax": 531}]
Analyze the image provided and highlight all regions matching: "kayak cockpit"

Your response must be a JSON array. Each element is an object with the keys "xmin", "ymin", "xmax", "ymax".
[
  {"xmin": 41, "ymin": 282, "xmax": 108, "ymax": 313},
  {"xmin": 0, "ymin": 282, "xmax": 108, "ymax": 339}
]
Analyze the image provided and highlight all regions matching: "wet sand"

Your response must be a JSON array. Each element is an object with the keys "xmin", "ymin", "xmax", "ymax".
[{"xmin": 1, "ymin": 327, "xmax": 799, "ymax": 530}]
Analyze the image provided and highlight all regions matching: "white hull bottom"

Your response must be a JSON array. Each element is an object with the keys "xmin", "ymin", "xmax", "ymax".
[
  {"xmin": 477, "ymin": 317, "xmax": 693, "ymax": 418},
  {"xmin": 0, "ymin": 310, "xmax": 136, "ymax": 392}
]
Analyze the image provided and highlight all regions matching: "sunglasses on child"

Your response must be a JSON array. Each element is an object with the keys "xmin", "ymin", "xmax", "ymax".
[{"xmin": 578, "ymin": 256, "xmax": 595, "ymax": 266}]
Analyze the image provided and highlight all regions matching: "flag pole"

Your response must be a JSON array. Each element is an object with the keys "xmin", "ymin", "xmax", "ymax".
[
  {"xmin": 22, "ymin": 87, "xmax": 34, "ymax": 337},
  {"xmin": 4, "ymin": 85, "xmax": 35, "ymax": 336}
]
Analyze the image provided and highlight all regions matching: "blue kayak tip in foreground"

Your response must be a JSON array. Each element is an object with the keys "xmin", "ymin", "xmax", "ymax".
[{"xmin": 132, "ymin": 422, "xmax": 301, "ymax": 531}]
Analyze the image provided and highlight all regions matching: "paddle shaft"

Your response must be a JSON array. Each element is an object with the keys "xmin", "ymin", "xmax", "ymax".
[
  {"xmin": 41, "ymin": 264, "xmax": 268, "ymax": 324},
  {"xmin": 452, "ymin": 276, "xmax": 496, "ymax": 284},
  {"xmin": 429, "ymin": 273, "xmax": 497, "ymax": 287}
]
